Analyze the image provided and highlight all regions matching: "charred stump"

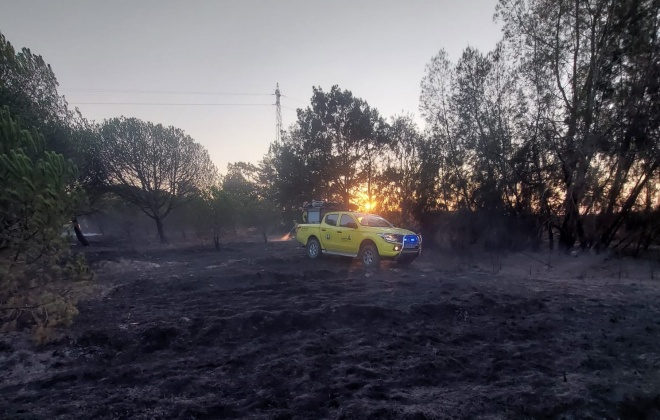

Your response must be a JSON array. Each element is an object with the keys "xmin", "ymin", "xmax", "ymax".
[
  {"xmin": 213, "ymin": 232, "xmax": 220, "ymax": 251},
  {"xmin": 72, "ymin": 217, "xmax": 89, "ymax": 246}
]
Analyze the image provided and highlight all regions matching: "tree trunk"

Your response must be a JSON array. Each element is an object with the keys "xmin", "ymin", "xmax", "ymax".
[
  {"xmin": 213, "ymin": 232, "xmax": 220, "ymax": 251},
  {"xmin": 72, "ymin": 218, "xmax": 89, "ymax": 246},
  {"xmin": 155, "ymin": 217, "xmax": 167, "ymax": 244},
  {"xmin": 547, "ymin": 223, "xmax": 554, "ymax": 251},
  {"xmin": 559, "ymin": 190, "xmax": 580, "ymax": 250},
  {"xmin": 598, "ymin": 161, "xmax": 659, "ymax": 248}
]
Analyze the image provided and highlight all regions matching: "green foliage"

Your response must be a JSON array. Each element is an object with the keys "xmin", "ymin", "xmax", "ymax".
[
  {"xmin": 0, "ymin": 107, "xmax": 90, "ymax": 342},
  {"xmin": 1, "ymin": 31, "xmax": 108, "ymax": 215},
  {"xmin": 0, "ymin": 31, "xmax": 68, "ymax": 132}
]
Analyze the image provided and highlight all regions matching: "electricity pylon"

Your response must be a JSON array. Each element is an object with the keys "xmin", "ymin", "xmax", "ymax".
[{"xmin": 275, "ymin": 83, "xmax": 283, "ymax": 145}]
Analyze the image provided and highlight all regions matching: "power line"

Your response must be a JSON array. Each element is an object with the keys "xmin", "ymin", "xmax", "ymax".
[
  {"xmin": 69, "ymin": 102, "xmax": 275, "ymax": 106},
  {"xmin": 281, "ymin": 105, "xmax": 298, "ymax": 111},
  {"xmin": 281, "ymin": 94, "xmax": 307, "ymax": 104},
  {"xmin": 62, "ymin": 88, "xmax": 273, "ymax": 96}
]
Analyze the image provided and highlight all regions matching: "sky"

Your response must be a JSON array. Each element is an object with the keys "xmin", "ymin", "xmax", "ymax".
[{"xmin": 0, "ymin": 0, "xmax": 502, "ymax": 172}]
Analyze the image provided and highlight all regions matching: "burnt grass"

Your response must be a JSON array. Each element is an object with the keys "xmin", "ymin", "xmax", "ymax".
[{"xmin": 2, "ymin": 238, "xmax": 660, "ymax": 419}]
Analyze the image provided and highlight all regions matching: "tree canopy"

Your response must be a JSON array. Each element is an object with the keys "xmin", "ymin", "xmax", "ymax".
[
  {"xmin": 261, "ymin": 85, "xmax": 391, "ymax": 222},
  {"xmin": 99, "ymin": 117, "xmax": 217, "ymax": 243}
]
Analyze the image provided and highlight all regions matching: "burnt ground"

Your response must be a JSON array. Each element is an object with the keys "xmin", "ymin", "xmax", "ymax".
[{"xmin": 1, "ymin": 237, "xmax": 660, "ymax": 419}]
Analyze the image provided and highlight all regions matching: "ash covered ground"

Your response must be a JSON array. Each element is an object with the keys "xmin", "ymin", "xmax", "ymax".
[{"xmin": 2, "ymin": 237, "xmax": 660, "ymax": 419}]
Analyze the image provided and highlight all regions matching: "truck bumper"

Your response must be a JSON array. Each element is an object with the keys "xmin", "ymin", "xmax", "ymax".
[
  {"xmin": 379, "ymin": 245, "xmax": 421, "ymax": 260},
  {"xmin": 395, "ymin": 248, "xmax": 421, "ymax": 261}
]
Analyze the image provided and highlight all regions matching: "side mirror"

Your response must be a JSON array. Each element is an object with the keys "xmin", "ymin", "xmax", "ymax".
[{"xmin": 346, "ymin": 222, "xmax": 358, "ymax": 229}]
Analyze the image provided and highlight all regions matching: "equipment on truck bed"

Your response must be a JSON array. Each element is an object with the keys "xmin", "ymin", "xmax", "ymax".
[{"xmin": 299, "ymin": 200, "xmax": 357, "ymax": 224}]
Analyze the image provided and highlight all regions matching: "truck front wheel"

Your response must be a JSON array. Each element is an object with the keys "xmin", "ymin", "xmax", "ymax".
[
  {"xmin": 360, "ymin": 244, "xmax": 380, "ymax": 269},
  {"xmin": 307, "ymin": 237, "xmax": 321, "ymax": 259}
]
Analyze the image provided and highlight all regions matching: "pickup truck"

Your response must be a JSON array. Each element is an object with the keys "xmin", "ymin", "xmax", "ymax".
[{"xmin": 295, "ymin": 211, "xmax": 422, "ymax": 268}]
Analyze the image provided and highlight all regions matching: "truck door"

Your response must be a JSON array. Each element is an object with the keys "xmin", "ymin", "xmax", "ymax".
[
  {"xmin": 320, "ymin": 213, "xmax": 340, "ymax": 251},
  {"xmin": 336, "ymin": 213, "xmax": 360, "ymax": 254}
]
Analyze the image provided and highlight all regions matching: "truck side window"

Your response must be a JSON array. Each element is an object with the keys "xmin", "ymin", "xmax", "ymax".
[
  {"xmin": 339, "ymin": 214, "xmax": 355, "ymax": 227},
  {"xmin": 325, "ymin": 214, "xmax": 338, "ymax": 226}
]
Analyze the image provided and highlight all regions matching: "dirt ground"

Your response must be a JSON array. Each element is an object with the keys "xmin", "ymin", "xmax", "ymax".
[{"xmin": 1, "ymin": 236, "xmax": 660, "ymax": 419}]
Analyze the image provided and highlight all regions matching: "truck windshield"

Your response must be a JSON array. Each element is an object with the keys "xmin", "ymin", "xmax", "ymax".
[{"xmin": 356, "ymin": 214, "xmax": 393, "ymax": 227}]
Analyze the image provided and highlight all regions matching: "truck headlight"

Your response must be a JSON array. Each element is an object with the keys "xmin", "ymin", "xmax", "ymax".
[{"xmin": 379, "ymin": 233, "xmax": 399, "ymax": 243}]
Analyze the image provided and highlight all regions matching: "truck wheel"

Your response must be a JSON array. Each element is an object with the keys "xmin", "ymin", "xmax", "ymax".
[
  {"xmin": 360, "ymin": 244, "xmax": 380, "ymax": 269},
  {"xmin": 307, "ymin": 237, "xmax": 321, "ymax": 259}
]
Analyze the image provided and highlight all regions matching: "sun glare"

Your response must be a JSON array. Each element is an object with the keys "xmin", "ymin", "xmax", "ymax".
[
  {"xmin": 355, "ymin": 187, "xmax": 379, "ymax": 213},
  {"xmin": 363, "ymin": 201, "xmax": 376, "ymax": 212}
]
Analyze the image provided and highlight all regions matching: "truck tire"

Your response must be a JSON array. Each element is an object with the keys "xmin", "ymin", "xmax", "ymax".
[
  {"xmin": 307, "ymin": 237, "xmax": 321, "ymax": 259},
  {"xmin": 360, "ymin": 244, "xmax": 380, "ymax": 269}
]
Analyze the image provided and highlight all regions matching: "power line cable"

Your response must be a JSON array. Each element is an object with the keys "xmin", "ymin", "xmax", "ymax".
[
  {"xmin": 281, "ymin": 94, "xmax": 307, "ymax": 104},
  {"xmin": 69, "ymin": 102, "xmax": 275, "ymax": 106},
  {"xmin": 62, "ymin": 88, "xmax": 273, "ymax": 96}
]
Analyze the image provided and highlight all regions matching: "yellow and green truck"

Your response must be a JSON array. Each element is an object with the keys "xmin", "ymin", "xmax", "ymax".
[{"xmin": 294, "ymin": 202, "xmax": 422, "ymax": 268}]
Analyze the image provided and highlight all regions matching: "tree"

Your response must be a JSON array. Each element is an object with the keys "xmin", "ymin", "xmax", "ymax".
[
  {"xmin": 295, "ymin": 86, "xmax": 389, "ymax": 205},
  {"xmin": 223, "ymin": 162, "xmax": 280, "ymax": 243},
  {"xmin": 420, "ymin": 45, "xmax": 542, "ymax": 249},
  {"xmin": 263, "ymin": 87, "xmax": 390, "ymax": 212},
  {"xmin": 420, "ymin": 49, "xmax": 472, "ymax": 210},
  {"xmin": 67, "ymin": 114, "xmax": 109, "ymax": 212},
  {"xmin": 377, "ymin": 115, "xmax": 427, "ymax": 224},
  {"xmin": 591, "ymin": 0, "xmax": 660, "ymax": 248},
  {"xmin": 0, "ymin": 31, "xmax": 69, "ymax": 135},
  {"xmin": 99, "ymin": 117, "xmax": 217, "ymax": 243},
  {"xmin": 497, "ymin": 0, "xmax": 660, "ymax": 249},
  {"xmin": 412, "ymin": 0, "xmax": 660, "ymax": 251},
  {"xmin": 0, "ymin": 107, "xmax": 90, "ymax": 341},
  {"xmin": 1, "ymin": 31, "xmax": 109, "ymax": 245},
  {"xmin": 264, "ymin": 128, "xmax": 329, "ymax": 211},
  {"xmin": 421, "ymin": 44, "xmax": 529, "ymax": 213},
  {"xmin": 205, "ymin": 186, "xmax": 237, "ymax": 250}
]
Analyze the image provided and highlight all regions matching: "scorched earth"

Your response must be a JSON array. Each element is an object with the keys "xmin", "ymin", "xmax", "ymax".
[{"xmin": 1, "ymin": 237, "xmax": 660, "ymax": 419}]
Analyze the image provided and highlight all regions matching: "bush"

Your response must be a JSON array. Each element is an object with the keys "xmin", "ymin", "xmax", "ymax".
[{"xmin": 0, "ymin": 107, "xmax": 91, "ymax": 343}]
